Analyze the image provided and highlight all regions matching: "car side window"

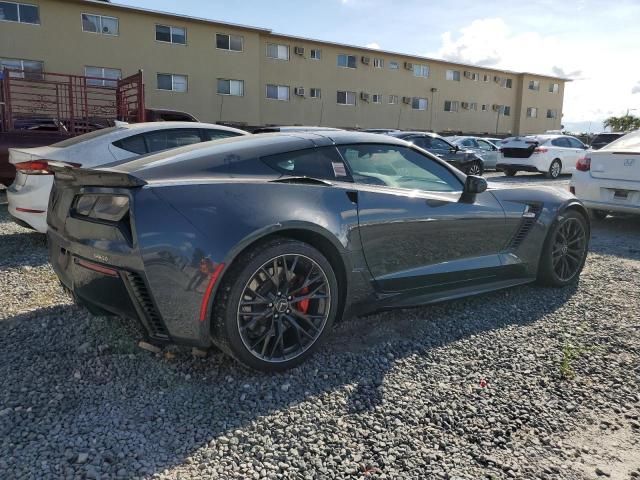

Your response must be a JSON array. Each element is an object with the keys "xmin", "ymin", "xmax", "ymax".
[
  {"xmin": 112, "ymin": 134, "xmax": 147, "ymax": 155},
  {"xmin": 551, "ymin": 137, "xmax": 571, "ymax": 148},
  {"xmin": 261, "ymin": 147, "xmax": 351, "ymax": 181},
  {"xmin": 461, "ymin": 138, "xmax": 476, "ymax": 148},
  {"xmin": 144, "ymin": 128, "xmax": 203, "ymax": 153},
  {"xmin": 338, "ymin": 144, "xmax": 462, "ymax": 192},
  {"xmin": 567, "ymin": 137, "xmax": 585, "ymax": 148},
  {"xmin": 477, "ymin": 140, "xmax": 494, "ymax": 151},
  {"xmin": 410, "ymin": 136, "xmax": 429, "ymax": 150},
  {"xmin": 201, "ymin": 129, "xmax": 244, "ymax": 141},
  {"xmin": 430, "ymin": 138, "xmax": 451, "ymax": 150}
]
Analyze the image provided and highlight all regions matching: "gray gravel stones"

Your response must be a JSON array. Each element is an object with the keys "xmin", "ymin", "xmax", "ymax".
[{"xmin": 1, "ymin": 180, "xmax": 639, "ymax": 479}]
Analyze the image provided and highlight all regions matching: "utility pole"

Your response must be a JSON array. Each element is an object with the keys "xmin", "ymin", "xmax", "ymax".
[
  {"xmin": 495, "ymin": 105, "xmax": 502, "ymax": 135},
  {"xmin": 429, "ymin": 87, "xmax": 437, "ymax": 131}
]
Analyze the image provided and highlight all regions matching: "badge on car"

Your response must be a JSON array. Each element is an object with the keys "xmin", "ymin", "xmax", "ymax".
[{"xmin": 624, "ymin": 158, "xmax": 635, "ymax": 166}]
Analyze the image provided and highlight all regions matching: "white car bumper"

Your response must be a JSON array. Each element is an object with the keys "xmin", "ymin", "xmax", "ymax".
[
  {"xmin": 6, "ymin": 175, "xmax": 53, "ymax": 233},
  {"xmin": 571, "ymin": 171, "xmax": 640, "ymax": 215}
]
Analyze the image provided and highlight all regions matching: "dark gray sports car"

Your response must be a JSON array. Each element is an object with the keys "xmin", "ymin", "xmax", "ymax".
[{"xmin": 47, "ymin": 131, "xmax": 590, "ymax": 371}]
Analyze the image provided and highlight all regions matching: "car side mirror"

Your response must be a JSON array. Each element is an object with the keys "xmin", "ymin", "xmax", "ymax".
[
  {"xmin": 582, "ymin": 145, "xmax": 589, "ymax": 150},
  {"xmin": 464, "ymin": 175, "xmax": 487, "ymax": 194}
]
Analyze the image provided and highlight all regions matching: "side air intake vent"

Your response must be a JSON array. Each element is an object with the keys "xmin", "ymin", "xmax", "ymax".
[
  {"xmin": 507, "ymin": 204, "xmax": 542, "ymax": 249},
  {"xmin": 125, "ymin": 272, "xmax": 169, "ymax": 340}
]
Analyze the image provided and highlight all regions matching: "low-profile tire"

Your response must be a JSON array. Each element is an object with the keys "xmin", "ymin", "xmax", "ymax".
[
  {"xmin": 546, "ymin": 159, "xmax": 562, "ymax": 179},
  {"xmin": 536, "ymin": 210, "xmax": 589, "ymax": 287},
  {"xmin": 590, "ymin": 209, "xmax": 608, "ymax": 220},
  {"xmin": 503, "ymin": 168, "xmax": 517, "ymax": 177},
  {"xmin": 466, "ymin": 160, "xmax": 484, "ymax": 176},
  {"xmin": 211, "ymin": 237, "xmax": 339, "ymax": 372}
]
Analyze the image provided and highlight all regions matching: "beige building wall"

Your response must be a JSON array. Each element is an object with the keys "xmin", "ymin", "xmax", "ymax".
[{"xmin": 0, "ymin": 0, "xmax": 567, "ymax": 135}]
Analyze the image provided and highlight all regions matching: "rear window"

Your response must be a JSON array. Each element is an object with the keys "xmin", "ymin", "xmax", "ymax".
[
  {"xmin": 601, "ymin": 131, "xmax": 640, "ymax": 151},
  {"xmin": 51, "ymin": 127, "xmax": 120, "ymax": 147}
]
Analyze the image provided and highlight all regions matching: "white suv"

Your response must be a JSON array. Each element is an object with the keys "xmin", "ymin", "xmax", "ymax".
[
  {"xmin": 570, "ymin": 130, "xmax": 640, "ymax": 218},
  {"xmin": 497, "ymin": 134, "xmax": 588, "ymax": 178}
]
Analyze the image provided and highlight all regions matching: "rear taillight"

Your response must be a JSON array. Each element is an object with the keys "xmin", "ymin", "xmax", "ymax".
[
  {"xmin": 74, "ymin": 194, "xmax": 129, "ymax": 222},
  {"xmin": 15, "ymin": 160, "xmax": 80, "ymax": 175},
  {"xmin": 533, "ymin": 147, "xmax": 548, "ymax": 153},
  {"xmin": 576, "ymin": 157, "xmax": 591, "ymax": 172}
]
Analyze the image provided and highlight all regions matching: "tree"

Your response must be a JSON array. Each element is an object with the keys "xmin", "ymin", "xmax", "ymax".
[{"xmin": 603, "ymin": 115, "xmax": 640, "ymax": 132}]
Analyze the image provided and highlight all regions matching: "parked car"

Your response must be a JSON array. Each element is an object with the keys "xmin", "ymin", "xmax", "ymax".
[
  {"xmin": 48, "ymin": 131, "xmax": 589, "ymax": 371},
  {"xmin": 446, "ymin": 136, "xmax": 500, "ymax": 169},
  {"xmin": 252, "ymin": 126, "xmax": 342, "ymax": 133},
  {"xmin": 589, "ymin": 132, "xmax": 627, "ymax": 150},
  {"xmin": 7, "ymin": 122, "xmax": 248, "ymax": 232},
  {"xmin": 362, "ymin": 128, "xmax": 401, "ymax": 134},
  {"xmin": 571, "ymin": 130, "xmax": 640, "ymax": 218},
  {"xmin": 497, "ymin": 134, "xmax": 588, "ymax": 178},
  {"xmin": 483, "ymin": 137, "xmax": 505, "ymax": 146},
  {"xmin": 387, "ymin": 131, "xmax": 484, "ymax": 175}
]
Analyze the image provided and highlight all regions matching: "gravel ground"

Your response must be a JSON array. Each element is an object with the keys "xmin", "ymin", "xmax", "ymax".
[{"xmin": 1, "ymin": 178, "xmax": 639, "ymax": 480}]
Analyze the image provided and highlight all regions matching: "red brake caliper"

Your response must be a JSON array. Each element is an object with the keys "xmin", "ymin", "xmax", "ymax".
[{"xmin": 295, "ymin": 287, "xmax": 310, "ymax": 314}]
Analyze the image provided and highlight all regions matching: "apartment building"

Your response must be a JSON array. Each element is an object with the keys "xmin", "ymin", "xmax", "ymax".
[{"xmin": 0, "ymin": 0, "xmax": 568, "ymax": 134}]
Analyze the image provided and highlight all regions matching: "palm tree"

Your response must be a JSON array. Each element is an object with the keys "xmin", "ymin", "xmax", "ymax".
[{"xmin": 603, "ymin": 115, "xmax": 640, "ymax": 132}]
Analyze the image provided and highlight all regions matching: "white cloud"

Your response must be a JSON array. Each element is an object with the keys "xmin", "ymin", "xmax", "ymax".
[
  {"xmin": 429, "ymin": 17, "xmax": 640, "ymax": 130},
  {"xmin": 365, "ymin": 42, "xmax": 380, "ymax": 49}
]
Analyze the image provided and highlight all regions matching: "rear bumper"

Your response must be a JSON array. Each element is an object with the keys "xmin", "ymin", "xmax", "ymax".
[
  {"xmin": 581, "ymin": 199, "xmax": 640, "ymax": 214},
  {"xmin": 496, "ymin": 163, "xmax": 543, "ymax": 173},
  {"xmin": 47, "ymin": 229, "xmax": 174, "ymax": 343},
  {"xmin": 7, "ymin": 202, "xmax": 47, "ymax": 232}
]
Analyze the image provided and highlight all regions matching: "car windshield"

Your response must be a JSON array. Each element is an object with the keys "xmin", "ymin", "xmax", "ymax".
[
  {"xmin": 51, "ymin": 127, "xmax": 122, "ymax": 147},
  {"xmin": 600, "ymin": 131, "xmax": 640, "ymax": 151}
]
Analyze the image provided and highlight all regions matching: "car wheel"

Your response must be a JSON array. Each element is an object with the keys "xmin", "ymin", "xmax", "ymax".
[
  {"xmin": 211, "ymin": 237, "xmax": 339, "ymax": 371},
  {"xmin": 546, "ymin": 159, "xmax": 562, "ymax": 179},
  {"xmin": 536, "ymin": 210, "xmax": 589, "ymax": 287},
  {"xmin": 466, "ymin": 160, "xmax": 484, "ymax": 176},
  {"xmin": 503, "ymin": 168, "xmax": 517, "ymax": 177},
  {"xmin": 590, "ymin": 209, "xmax": 608, "ymax": 220}
]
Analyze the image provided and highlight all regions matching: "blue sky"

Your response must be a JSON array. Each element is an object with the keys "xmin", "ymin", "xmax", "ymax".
[{"xmin": 117, "ymin": 0, "xmax": 640, "ymax": 132}]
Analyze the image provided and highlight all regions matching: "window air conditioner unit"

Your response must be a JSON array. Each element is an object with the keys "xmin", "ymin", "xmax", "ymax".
[
  {"xmin": 360, "ymin": 92, "xmax": 370, "ymax": 101},
  {"xmin": 461, "ymin": 102, "xmax": 470, "ymax": 109},
  {"xmin": 361, "ymin": 56, "xmax": 370, "ymax": 65},
  {"xmin": 463, "ymin": 71, "xmax": 472, "ymax": 79},
  {"xmin": 402, "ymin": 96, "xmax": 411, "ymax": 104},
  {"xmin": 492, "ymin": 104, "xmax": 501, "ymax": 112},
  {"xmin": 294, "ymin": 46, "xmax": 305, "ymax": 56},
  {"xmin": 294, "ymin": 87, "xmax": 305, "ymax": 96},
  {"xmin": 404, "ymin": 62, "xmax": 413, "ymax": 70}
]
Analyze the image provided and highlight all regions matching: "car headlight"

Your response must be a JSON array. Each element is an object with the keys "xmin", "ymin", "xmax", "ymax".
[{"xmin": 74, "ymin": 195, "xmax": 129, "ymax": 222}]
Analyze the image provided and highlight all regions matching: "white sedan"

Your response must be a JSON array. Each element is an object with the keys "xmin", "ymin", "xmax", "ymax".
[
  {"xmin": 570, "ymin": 130, "xmax": 640, "ymax": 218},
  {"xmin": 497, "ymin": 134, "xmax": 588, "ymax": 178},
  {"xmin": 7, "ymin": 122, "xmax": 248, "ymax": 232}
]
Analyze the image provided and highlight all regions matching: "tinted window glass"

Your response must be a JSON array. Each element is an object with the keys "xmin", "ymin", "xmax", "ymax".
[
  {"xmin": 338, "ymin": 144, "xmax": 461, "ymax": 192},
  {"xmin": 430, "ymin": 138, "xmax": 451, "ymax": 150},
  {"xmin": 201, "ymin": 129, "xmax": 243, "ymax": 141},
  {"xmin": 144, "ymin": 128, "xmax": 202, "ymax": 152},
  {"xmin": 262, "ymin": 147, "xmax": 349, "ymax": 181},
  {"xmin": 112, "ymin": 134, "xmax": 147, "ymax": 154},
  {"xmin": 567, "ymin": 137, "xmax": 585, "ymax": 148},
  {"xmin": 0, "ymin": 2, "xmax": 19, "ymax": 21},
  {"xmin": 155, "ymin": 25, "xmax": 171, "ymax": 42},
  {"xmin": 477, "ymin": 139, "xmax": 494, "ymax": 151},
  {"xmin": 551, "ymin": 137, "xmax": 571, "ymax": 148},
  {"xmin": 410, "ymin": 136, "xmax": 429, "ymax": 150}
]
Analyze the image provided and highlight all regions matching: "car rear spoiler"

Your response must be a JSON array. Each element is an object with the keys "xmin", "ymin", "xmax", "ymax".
[{"xmin": 48, "ymin": 162, "xmax": 147, "ymax": 187}]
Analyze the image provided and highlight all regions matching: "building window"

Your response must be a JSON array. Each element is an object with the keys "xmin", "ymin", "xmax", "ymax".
[
  {"xmin": 266, "ymin": 43, "xmax": 289, "ymax": 60},
  {"xmin": 446, "ymin": 70, "xmax": 460, "ymax": 81},
  {"xmin": 156, "ymin": 25, "xmax": 186, "ymax": 44},
  {"xmin": 337, "ymin": 54, "xmax": 357, "ymax": 69},
  {"xmin": 389, "ymin": 61, "xmax": 399, "ymax": 70},
  {"xmin": 469, "ymin": 102, "xmax": 478, "ymax": 111},
  {"xmin": 412, "ymin": 98, "xmax": 428, "ymax": 110},
  {"xmin": 373, "ymin": 58, "xmax": 384, "ymax": 68},
  {"xmin": 266, "ymin": 84, "xmax": 289, "ymax": 101},
  {"xmin": 444, "ymin": 100, "xmax": 459, "ymax": 112},
  {"xmin": 481, "ymin": 104, "xmax": 488, "ymax": 111},
  {"xmin": 413, "ymin": 64, "xmax": 429, "ymax": 78},
  {"xmin": 502, "ymin": 78, "xmax": 513, "ymax": 88},
  {"xmin": 81, "ymin": 13, "xmax": 119, "ymax": 35},
  {"xmin": 547, "ymin": 109, "xmax": 558, "ymax": 119},
  {"xmin": 482, "ymin": 74, "xmax": 489, "ymax": 82},
  {"xmin": 85, "ymin": 66, "xmax": 121, "ymax": 87},
  {"xmin": 216, "ymin": 33, "xmax": 243, "ymax": 52},
  {"xmin": 528, "ymin": 80, "xmax": 540, "ymax": 91},
  {"xmin": 503, "ymin": 105, "xmax": 511, "ymax": 116},
  {"xmin": 0, "ymin": 57, "xmax": 42, "ymax": 79},
  {"xmin": 371, "ymin": 93, "xmax": 382, "ymax": 104},
  {"xmin": 310, "ymin": 49, "xmax": 321, "ymax": 60},
  {"xmin": 388, "ymin": 95, "xmax": 398, "ymax": 104},
  {"xmin": 217, "ymin": 78, "xmax": 244, "ymax": 96},
  {"xmin": 526, "ymin": 107, "xmax": 538, "ymax": 118},
  {"xmin": 549, "ymin": 83, "xmax": 559, "ymax": 93},
  {"xmin": 337, "ymin": 90, "xmax": 356, "ymax": 106},
  {"xmin": 157, "ymin": 73, "xmax": 187, "ymax": 92},
  {"xmin": 310, "ymin": 88, "xmax": 321, "ymax": 98},
  {"xmin": 0, "ymin": 1, "xmax": 39, "ymax": 24}
]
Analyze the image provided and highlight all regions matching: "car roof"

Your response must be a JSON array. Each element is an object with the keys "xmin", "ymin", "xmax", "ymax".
[
  {"xmin": 252, "ymin": 126, "xmax": 342, "ymax": 133},
  {"xmin": 106, "ymin": 131, "xmax": 410, "ymax": 175},
  {"xmin": 120, "ymin": 121, "xmax": 248, "ymax": 134},
  {"xmin": 387, "ymin": 131, "xmax": 440, "ymax": 138}
]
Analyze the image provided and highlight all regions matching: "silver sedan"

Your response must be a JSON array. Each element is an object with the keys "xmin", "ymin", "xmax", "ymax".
[{"xmin": 446, "ymin": 136, "xmax": 500, "ymax": 169}]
